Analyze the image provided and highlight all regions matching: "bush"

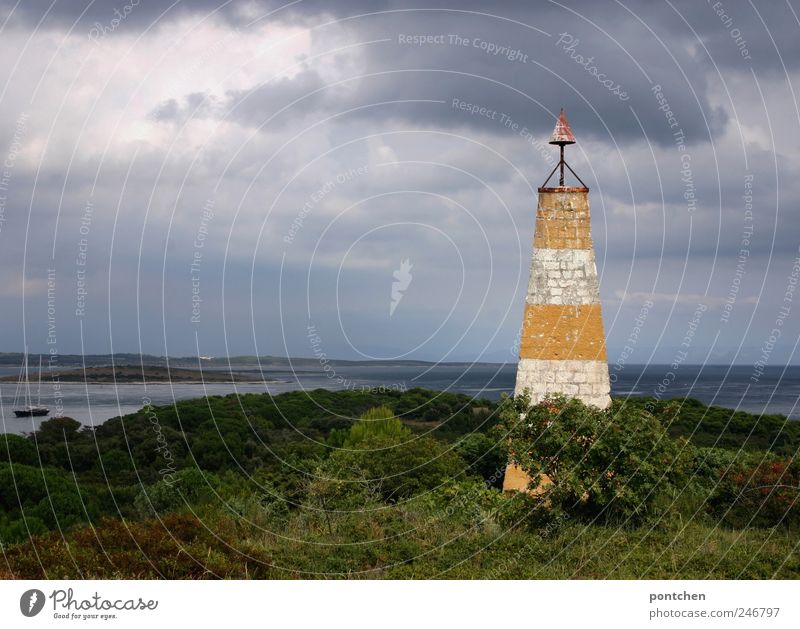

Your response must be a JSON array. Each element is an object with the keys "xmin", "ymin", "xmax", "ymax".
[
  {"xmin": 0, "ymin": 434, "xmax": 38, "ymax": 466},
  {"xmin": 341, "ymin": 406, "xmax": 410, "ymax": 447},
  {"xmin": 499, "ymin": 393, "xmax": 685, "ymax": 524},
  {"xmin": 455, "ymin": 432, "xmax": 506, "ymax": 487},
  {"xmin": 98, "ymin": 448, "xmax": 135, "ymax": 476},
  {"xmin": 0, "ymin": 462, "xmax": 97, "ymax": 540},
  {"xmin": 424, "ymin": 477, "xmax": 506, "ymax": 531},
  {"xmin": 134, "ymin": 468, "xmax": 220, "ymax": 518},
  {"xmin": 34, "ymin": 417, "xmax": 82, "ymax": 443},
  {"xmin": 0, "ymin": 515, "xmax": 49, "ymax": 545},
  {"xmin": 710, "ymin": 458, "xmax": 800, "ymax": 528},
  {"xmin": 326, "ymin": 432, "xmax": 467, "ymax": 502}
]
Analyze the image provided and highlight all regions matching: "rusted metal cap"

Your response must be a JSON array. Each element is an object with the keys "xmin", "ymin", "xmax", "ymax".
[{"xmin": 549, "ymin": 109, "xmax": 576, "ymax": 145}]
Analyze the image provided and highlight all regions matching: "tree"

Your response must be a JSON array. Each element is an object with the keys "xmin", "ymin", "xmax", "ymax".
[
  {"xmin": 0, "ymin": 435, "xmax": 38, "ymax": 466},
  {"xmin": 499, "ymin": 393, "xmax": 685, "ymax": 523},
  {"xmin": 328, "ymin": 433, "xmax": 466, "ymax": 502},
  {"xmin": 342, "ymin": 405, "xmax": 410, "ymax": 447},
  {"xmin": 456, "ymin": 432, "xmax": 506, "ymax": 487},
  {"xmin": 711, "ymin": 458, "xmax": 800, "ymax": 528},
  {"xmin": 34, "ymin": 417, "xmax": 82, "ymax": 443},
  {"xmin": 134, "ymin": 468, "xmax": 219, "ymax": 518}
]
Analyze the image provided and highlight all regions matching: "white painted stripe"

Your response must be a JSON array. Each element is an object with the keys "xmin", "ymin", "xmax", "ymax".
[
  {"xmin": 525, "ymin": 248, "xmax": 601, "ymax": 306},
  {"xmin": 514, "ymin": 358, "xmax": 611, "ymax": 409}
]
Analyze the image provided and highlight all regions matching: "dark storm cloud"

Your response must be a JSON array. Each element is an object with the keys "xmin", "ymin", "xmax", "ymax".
[
  {"xmin": 5, "ymin": 0, "xmax": 798, "ymax": 76},
  {"xmin": 134, "ymin": 1, "xmax": 733, "ymax": 146},
  {"xmin": 219, "ymin": 69, "xmax": 330, "ymax": 125},
  {"xmin": 10, "ymin": 0, "xmax": 792, "ymax": 146}
]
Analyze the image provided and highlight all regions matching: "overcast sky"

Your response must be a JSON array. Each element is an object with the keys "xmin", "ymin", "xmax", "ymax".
[{"xmin": 0, "ymin": 0, "xmax": 799, "ymax": 365}]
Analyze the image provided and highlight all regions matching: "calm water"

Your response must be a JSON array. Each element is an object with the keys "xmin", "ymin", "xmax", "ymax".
[{"xmin": 1, "ymin": 363, "xmax": 799, "ymax": 435}]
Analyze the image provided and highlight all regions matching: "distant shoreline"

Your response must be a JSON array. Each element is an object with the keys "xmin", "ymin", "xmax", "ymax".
[
  {"xmin": 0, "ymin": 365, "xmax": 273, "ymax": 384},
  {"xmin": 1, "ymin": 352, "xmax": 795, "ymax": 369},
  {"xmin": 0, "ymin": 352, "xmax": 509, "ymax": 368}
]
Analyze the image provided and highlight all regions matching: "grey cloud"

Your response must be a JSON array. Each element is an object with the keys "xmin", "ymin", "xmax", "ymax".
[{"xmin": 175, "ymin": 7, "xmax": 730, "ymax": 147}]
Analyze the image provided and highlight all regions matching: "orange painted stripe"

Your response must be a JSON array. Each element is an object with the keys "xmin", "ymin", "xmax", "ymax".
[
  {"xmin": 533, "ymin": 209, "xmax": 593, "ymax": 250},
  {"xmin": 519, "ymin": 303, "xmax": 608, "ymax": 361},
  {"xmin": 502, "ymin": 463, "xmax": 552, "ymax": 494}
]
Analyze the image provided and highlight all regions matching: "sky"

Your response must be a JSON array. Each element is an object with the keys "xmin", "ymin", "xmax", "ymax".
[{"xmin": 0, "ymin": 0, "xmax": 799, "ymax": 366}]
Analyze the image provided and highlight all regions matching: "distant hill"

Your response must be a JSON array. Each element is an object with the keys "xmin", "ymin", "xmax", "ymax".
[
  {"xmin": 0, "ymin": 352, "xmax": 505, "ymax": 368},
  {"xmin": 0, "ymin": 365, "xmax": 272, "ymax": 384}
]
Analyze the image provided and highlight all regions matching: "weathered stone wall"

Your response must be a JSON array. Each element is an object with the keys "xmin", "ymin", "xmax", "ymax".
[
  {"xmin": 533, "ymin": 191, "xmax": 593, "ymax": 250},
  {"xmin": 526, "ymin": 249, "xmax": 601, "ymax": 305},
  {"xmin": 516, "ymin": 358, "xmax": 611, "ymax": 408},
  {"xmin": 519, "ymin": 304, "xmax": 607, "ymax": 361}
]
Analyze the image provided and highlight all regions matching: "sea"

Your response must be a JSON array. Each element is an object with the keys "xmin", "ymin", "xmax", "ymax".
[{"xmin": 1, "ymin": 363, "xmax": 799, "ymax": 435}]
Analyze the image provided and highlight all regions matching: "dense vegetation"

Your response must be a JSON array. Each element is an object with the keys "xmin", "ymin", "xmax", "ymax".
[{"xmin": 1, "ymin": 388, "xmax": 798, "ymax": 578}]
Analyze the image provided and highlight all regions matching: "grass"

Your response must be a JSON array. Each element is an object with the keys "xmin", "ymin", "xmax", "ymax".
[{"xmin": 3, "ymin": 501, "xmax": 798, "ymax": 579}]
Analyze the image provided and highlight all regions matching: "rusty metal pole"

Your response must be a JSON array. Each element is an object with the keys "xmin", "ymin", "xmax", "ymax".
[{"xmin": 549, "ymin": 109, "xmax": 575, "ymax": 188}]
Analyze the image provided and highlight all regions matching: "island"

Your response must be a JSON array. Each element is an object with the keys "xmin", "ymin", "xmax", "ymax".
[{"xmin": 1, "ymin": 365, "xmax": 273, "ymax": 384}]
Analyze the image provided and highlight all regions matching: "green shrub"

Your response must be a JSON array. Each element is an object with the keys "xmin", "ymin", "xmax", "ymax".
[
  {"xmin": 0, "ymin": 515, "xmax": 49, "ymax": 545},
  {"xmin": 710, "ymin": 458, "xmax": 800, "ymax": 528},
  {"xmin": 499, "ymin": 393, "xmax": 685, "ymax": 524},
  {"xmin": 342, "ymin": 406, "xmax": 410, "ymax": 447},
  {"xmin": 326, "ymin": 431, "xmax": 467, "ymax": 502},
  {"xmin": 0, "ymin": 434, "xmax": 38, "ymax": 466},
  {"xmin": 0, "ymin": 462, "xmax": 97, "ymax": 539},
  {"xmin": 34, "ymin": 417, "xmax": 82, "ymax": 443},
  {"xmin": 98, "ymin": 448, "xmax": 135, "ymax": 476},
  {"xmin": 455, "ymin": 432, "xmax": 506, "ymax": 487},
  {"xmin": 134, "ymin": 468, "xmax": 220, "ymax": 518}
]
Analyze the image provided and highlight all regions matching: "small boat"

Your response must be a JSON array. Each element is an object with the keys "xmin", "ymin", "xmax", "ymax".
[
  {"xmin": 14, "ymin": 405, "xmax": 50, "ymax": 418},
  {"xmin": 12, "ymin": 352, "xmax": 49, "ymax": 418}
]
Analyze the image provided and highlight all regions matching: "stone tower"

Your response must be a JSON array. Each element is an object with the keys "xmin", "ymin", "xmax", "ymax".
[{"xmin": 503, "ymin": 110, "xmax": 611, "ymax": 492}]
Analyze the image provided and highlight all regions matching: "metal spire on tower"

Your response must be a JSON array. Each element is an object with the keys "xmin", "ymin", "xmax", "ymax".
[{"xmin": 541, "ymin": 109, "xmax": 586, "ymax": 189}]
